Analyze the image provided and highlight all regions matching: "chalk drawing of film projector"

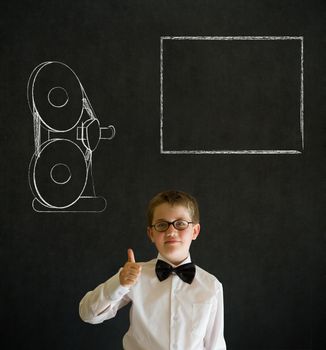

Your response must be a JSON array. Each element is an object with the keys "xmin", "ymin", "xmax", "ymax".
[{"xmin": 28, "ymin": 61, "xmax": 115, "ymax": 212}]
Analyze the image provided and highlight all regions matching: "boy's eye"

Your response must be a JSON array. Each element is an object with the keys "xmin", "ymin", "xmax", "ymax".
[
  {"xmin": 156, "ymin": 222, "xmax": 168, "ymax": 230},
  {"xmin": 174, "ymin": 220, "xmax": 188, "ymax": 229}
]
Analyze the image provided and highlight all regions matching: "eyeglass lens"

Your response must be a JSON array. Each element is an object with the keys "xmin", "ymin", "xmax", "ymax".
[{"xmin": 153, "ymin": 220, "xmax": 190, "ymax": 232}]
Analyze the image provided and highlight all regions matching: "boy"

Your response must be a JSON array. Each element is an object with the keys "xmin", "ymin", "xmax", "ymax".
[{"xmin": 79, "ymin": 190, "xmax": 226, "ymax": 350}]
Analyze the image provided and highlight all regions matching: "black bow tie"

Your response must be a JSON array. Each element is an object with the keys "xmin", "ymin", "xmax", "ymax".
[{"xmin": 155, "ymin": 259, "xmax": 196, "ymax": 284}]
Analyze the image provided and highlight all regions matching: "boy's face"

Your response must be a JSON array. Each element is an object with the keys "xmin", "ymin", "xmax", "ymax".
[{"xmin": 147, "ymin": 203, "xmax": 200, "ymax": 265}]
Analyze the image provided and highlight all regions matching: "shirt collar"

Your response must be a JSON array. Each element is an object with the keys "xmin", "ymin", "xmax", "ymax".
[{"xmin": 157, "ymin": 253, "xmax": 192, "ymax": 268}]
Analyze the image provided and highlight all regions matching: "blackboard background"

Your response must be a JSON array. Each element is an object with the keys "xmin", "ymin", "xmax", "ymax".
[{"xmin": 0, "ymin": 0, "xmax": 325, "ymax": 349}]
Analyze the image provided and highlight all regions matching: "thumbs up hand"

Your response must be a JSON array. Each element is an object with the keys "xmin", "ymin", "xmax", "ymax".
[{"xmin": 119, "ymin": 249, "xmax": 142, "ymax": 287}]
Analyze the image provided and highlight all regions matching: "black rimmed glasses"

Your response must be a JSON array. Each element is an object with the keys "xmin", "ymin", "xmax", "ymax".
[{"xmin": 151, "ymin": 220, "xmax": 193, "ymax": 232}]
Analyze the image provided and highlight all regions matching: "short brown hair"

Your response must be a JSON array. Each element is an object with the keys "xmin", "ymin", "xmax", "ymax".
[{"xmin": 147, "ymin": 190, "xmax": 200, "ymax": 226}]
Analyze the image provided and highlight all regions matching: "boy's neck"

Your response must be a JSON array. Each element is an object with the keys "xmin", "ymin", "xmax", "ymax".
[{"xmin": 157, "ymin": 253, "xmax": 191, "ymax": 267}]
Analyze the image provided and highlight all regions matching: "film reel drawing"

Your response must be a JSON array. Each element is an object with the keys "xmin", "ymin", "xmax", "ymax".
[{"xmin": 28, "ymin": 61, "xmax": 115, "ymax": 212}]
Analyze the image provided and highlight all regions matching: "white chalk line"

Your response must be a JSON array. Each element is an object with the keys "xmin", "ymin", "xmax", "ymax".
[
  {"xmin": 161, "ymin": 150, "xmax": 302, "ymax": 155},
  {"xmin": 161, "ymin": 36, "xmax": 304, "ymax": 40}
]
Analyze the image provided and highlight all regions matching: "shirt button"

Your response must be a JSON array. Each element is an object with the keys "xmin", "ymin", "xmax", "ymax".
[{"xmin": 173, "ymin": 315, "xmax": 178, "ymax": 321}]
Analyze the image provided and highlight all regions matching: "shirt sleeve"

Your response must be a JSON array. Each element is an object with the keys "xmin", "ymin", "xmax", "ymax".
[
  {"xmin": 204, "ymin": 282, "xmax": 227, "ymax": 350},
  {"xmin": 79, "ymin": 269, "xmax": 131, "ymax": 324}
]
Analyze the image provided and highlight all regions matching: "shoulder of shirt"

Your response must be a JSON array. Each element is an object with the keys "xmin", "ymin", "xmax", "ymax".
[{"xmin": 194, "ymin": 264, "xmax": 223, "ymax": 291}]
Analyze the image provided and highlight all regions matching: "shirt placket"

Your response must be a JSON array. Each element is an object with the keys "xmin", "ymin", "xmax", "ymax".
[{"xmin": 170, "ymin": 272, "xmax": 181, "ymax": 350}]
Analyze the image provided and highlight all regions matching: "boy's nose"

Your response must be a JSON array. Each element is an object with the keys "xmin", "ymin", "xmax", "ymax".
[{"xmin": 166, "ymin": 225, "xmax": 177, "ymax": 236}]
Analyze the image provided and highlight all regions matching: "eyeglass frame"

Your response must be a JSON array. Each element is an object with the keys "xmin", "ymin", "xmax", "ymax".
[{"xmin": 150, "ymin": 219, "xmax": 194, "ymax": 232}]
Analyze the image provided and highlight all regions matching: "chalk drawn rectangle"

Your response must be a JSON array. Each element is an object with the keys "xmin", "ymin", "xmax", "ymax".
[{"xmin": 160, "ymin": 36, "xmax": 304, "ymax": 155}]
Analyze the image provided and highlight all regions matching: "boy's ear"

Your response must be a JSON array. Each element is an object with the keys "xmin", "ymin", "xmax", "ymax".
[
  {"xmin": 192, "ymin": 223, "xmax": 200, "ymax": 240},
  {"xmin": 147, "ymin": 227, "xmax": 154, "ymax": 242}
]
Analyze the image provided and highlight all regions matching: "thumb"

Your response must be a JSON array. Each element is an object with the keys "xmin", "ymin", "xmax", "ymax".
[{"xmin": 127, "ymin": 248, "xmax": 136, "ymax": 263}]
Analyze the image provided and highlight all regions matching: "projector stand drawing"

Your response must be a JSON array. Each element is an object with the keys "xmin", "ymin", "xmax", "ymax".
[{"xmin": 28, "ymin": 61, "xmax": 115, "ymax": 212}]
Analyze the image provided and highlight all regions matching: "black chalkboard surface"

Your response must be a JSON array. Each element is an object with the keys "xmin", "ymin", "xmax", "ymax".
[{"xmin": 1, "ymin": 1, "xmax": 325, "ymax": 349}]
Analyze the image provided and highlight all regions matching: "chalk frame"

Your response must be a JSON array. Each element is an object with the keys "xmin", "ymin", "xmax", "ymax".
[{"xmin": 160, "ymin": 36, "xmax": 304, "ymax": 155}]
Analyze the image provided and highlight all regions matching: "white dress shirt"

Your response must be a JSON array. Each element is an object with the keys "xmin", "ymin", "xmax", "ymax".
[{"xmin": 79, "ymin": 254, "xmax": 226, "ymax": 350}]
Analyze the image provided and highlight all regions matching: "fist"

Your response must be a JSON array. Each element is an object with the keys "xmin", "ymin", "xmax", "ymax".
[{"xmin": 119, "ymin": 249, "xmax": 142, "ymax": 287}]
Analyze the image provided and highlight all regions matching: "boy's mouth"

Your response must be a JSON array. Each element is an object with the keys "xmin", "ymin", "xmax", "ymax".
[{"xmin": 165, "ymin": 240, "xmax": 181, "ymax": 244}]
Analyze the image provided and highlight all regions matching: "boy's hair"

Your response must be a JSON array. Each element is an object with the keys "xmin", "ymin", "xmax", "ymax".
[{"xmin": 147, "ymin": 190, "xmax": 200, "ymax": 226}]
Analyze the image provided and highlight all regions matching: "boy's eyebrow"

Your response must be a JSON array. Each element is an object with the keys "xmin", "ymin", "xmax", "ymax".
[
  {"xmin": 154, "ymin": 217, "xmax": 191, "ymax": 222},
  {"xmin": 152, "ymin": 218, "xmax": 168, "ymax": 223}
]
